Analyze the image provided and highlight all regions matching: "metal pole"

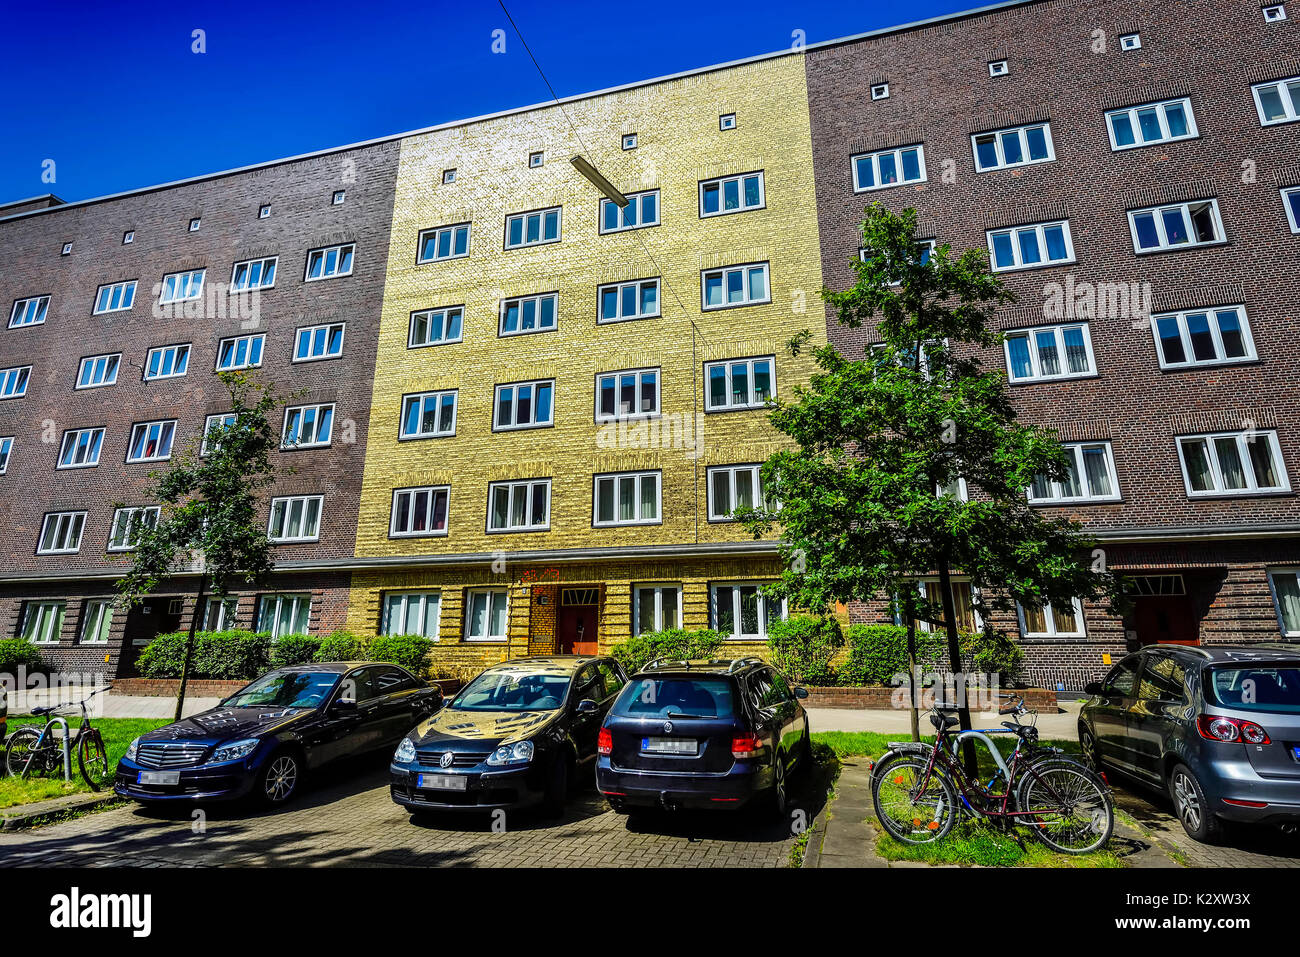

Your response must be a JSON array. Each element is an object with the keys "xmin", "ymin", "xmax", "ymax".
[{"xmin": 50, "ymin": 717, "xmax": 71, "ymax": 780}]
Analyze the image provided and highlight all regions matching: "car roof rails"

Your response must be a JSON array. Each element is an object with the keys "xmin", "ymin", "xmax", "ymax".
[
  {"xmin": 727, "ymin": 657, "xmax": 764, "ymax": 674},
  {"xmin": 644, "ymin": 657, "xmax": 691, "ymax": 670}
]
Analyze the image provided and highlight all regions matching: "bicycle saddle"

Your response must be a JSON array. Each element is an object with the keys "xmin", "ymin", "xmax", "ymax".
[
  {"xmin": 1002, "ymin": 721, "xmax": 1037, "ymax": 737},
  {"xmin": 31, "ymin": 705, "xmax": 54, "ymax": 716},
  {"xmin": 930, "ymin": 712, "xmax": 959, "ymax": 730}
]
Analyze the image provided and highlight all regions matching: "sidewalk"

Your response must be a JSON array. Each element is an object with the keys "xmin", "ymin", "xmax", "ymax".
[
  {"xmin": 7, "ymin": 686, "xmax": 220, "ymax": 719},
  {"xmin": 807, "ymin": 701, "xmax": 1083, "ymax": 740}
]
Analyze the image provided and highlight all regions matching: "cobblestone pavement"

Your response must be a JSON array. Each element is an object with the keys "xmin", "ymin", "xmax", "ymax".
[{"xmin": 0, "ymin": 756, "xmax": 805, "ymax": 868}]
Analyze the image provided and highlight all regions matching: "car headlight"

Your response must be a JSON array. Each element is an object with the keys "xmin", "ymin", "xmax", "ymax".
[
  {"xmin": 486, "ymin": 740, "xmax": 534, "ymax": 767},
  {"xmin": 209, "ymin": 738, "xmax": 260, "ymax": 764},
  {"xmin": 125, "ymin": 737, "xmax": 140, "ymax": 761},
  {"xmin": 394, "ymin": 737, "xmax": 416, "ymax": 764}
]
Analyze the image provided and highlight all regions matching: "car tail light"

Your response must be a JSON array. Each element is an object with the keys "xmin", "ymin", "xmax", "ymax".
[
  {"xmin": 1223, "ymin": 798, "xmax": 1269, "ymax": 808},
  {"xmin": 731, "ymin": 733, "xmax": 763, "ymax": 759},
  {"xmin": 1196, "ymin": 715, "xmax": 1271, "ymax": 745},
  {"xmin": 597, "ymin": 727, "xmax": 613, "ymax": 756}
]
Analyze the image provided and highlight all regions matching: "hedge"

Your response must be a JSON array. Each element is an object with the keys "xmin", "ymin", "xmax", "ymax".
[
  {"xmin": 367, "ymin": 634, "xmax": 433, "ymax": 676},
  {"xmin": 0, "ymin": 638, "xmax": 44, "ymax": 676},
  {"xmin": 837, "ymin": 624, "xmax": 948, "ymax": 686},
  {"xmin": 314, "ymin": 630, "xmax": 367, "ymax": 663},
  {"xmin": 766, "ymin": 615, "xmax": 844, "ymax": 685},
  {"xmin": 134, "ymin": 628, "xmax": 433, "ymax": 680},
  {"xmin": 609, "ymin": 628, "xmax": 725, "ymax": 674}
]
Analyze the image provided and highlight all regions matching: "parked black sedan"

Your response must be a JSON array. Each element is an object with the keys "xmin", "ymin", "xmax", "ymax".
[
  {"xmin": 390, "ymin": 656, "xmax": 626, "ymax": 816},
  {"xmin": 115, "ymin": 662, "xmax": 442, "ymax": 806}
]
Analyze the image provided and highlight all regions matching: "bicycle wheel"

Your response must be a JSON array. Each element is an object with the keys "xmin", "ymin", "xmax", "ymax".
[
  {"xmin": 871, "ymin": 755, "xmax": 958, "ymax": 844},
  {"xmin": 4, "ymin": 727, "xmax": 43, "ymax": 778},
  {"xmin": 77, "ymin": 730, "xmax": 110, "ymax": 791},
  {"xmin": 1015, "ymin": 758, "xmax": 1113, "ymax": 854}
]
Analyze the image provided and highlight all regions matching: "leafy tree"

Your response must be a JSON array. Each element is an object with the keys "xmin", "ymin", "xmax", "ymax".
[
  {"xmin": 115, "ymin": 372, "xmax": 287, "ymax": 720},
  {"xmin": 738, "ymin": 204, "xmax": 1119, "ymax": 758}
]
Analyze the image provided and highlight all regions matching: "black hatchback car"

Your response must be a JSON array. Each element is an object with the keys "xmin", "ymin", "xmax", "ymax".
[
  {"xmin": 1079, "ymin": 643, "xmax": 1300, "ymax": 842},
  {"xmin": 115, "ymin": 662, "xmax": 442, "ymax": 806},
  {"xmin": 390, "ymin": 655, "xmax": 627, "ymax": 816},
  {"xmin": 595, "ymin": 657, "xmax": 810, "ymax": 817}
]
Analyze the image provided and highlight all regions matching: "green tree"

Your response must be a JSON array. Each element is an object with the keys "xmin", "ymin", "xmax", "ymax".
[
  {"xmin": 738, "ymin": 204, "xmax": 1118, "ymax": 759},
  {"xmin": 115, "ymin": 372, "xmax": 287, "ymax": 721}
]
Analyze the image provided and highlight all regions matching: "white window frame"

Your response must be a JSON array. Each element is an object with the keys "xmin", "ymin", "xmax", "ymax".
[
  {"xmin": 382, "ymin": 590, "xmax": 442, "ymax": 639},
  {"xmin": 202, "ymin": 413, "xmax": 236, "ymax": 456},
  {"xmin": 498, "ymin": 292, "xmax": 558, "ymax": 336},
  {"xmin": 0, "ymin": 436, "xmax": 12, "ymax": 474},
  {"xmin": 1281, "ymin": 186, "xmax": 1300, "ymax": 233},
  {"xmin": 988, "ymin": 59, "xmax": 1009, "ymax": 77},
  {"xmin": 971, "ymin": 123, "xmax": 1056, "ymax": 172},
  {"xmin": 267, "ymin": 494, "xmax": 324, "ymax": 543},
  {"xmin": 493, "ymin": 379, "xmax": 554, "ymax": 431},
  {"xmin": 1176, "ymin": 430, "xmax": 1291, "ymax": 497},
  {"xmin": 707, "ymin": 464, "xmax": 768, "ymax": 521},
  {"xmin": 595, "ymin": 368, "xmax": 660, "ymax": 422},
  {"xmin": 987, "ymin": 220, "xmax": 1076, "ymax": 272},
  {"xmin": 281, "ymin": 403, "xmax": 335, "ymax": 449},
  {"xmin": 699, "ymin": 171, "xmax": 766, "ymax": 217},
  {"xmin": 1252, "ymin": 75, "xmax": 1300, "ymax": 125},
  {"xmin": 159, "ymin": 269, "xmax": 205, "ymax": 304},
  {"xmin": 93, "ymin": 280, "xmax": 137, "ymax": 315},
  {"xmin": 304, "ymin": 243, "xmax": 355, "ymax": 281},
  {"xmin": 409, "ymin": 305, "xmax": 464, "ymax": 347},
  {"xmin": 143, "ymin": 343, "xmax": 190, "ymax": 381},
  {"xmin": 442, "ymin": 169, "xmax": 456, "ymax": 184},
  {"xmin": 77, "ymin": 353, "xmax": 121, "ymax": 389},
  {"xmin": 709, "ymin": 582, "xmax": 786, "ymax": 641},
  {"xmin": 851, "ymin": 145, "xmax": 927, "ymax": 192},
  {"xmin": 400, "ymin": 390, "xmax": 458, "ymax": 439},
  {"xmin": 22, "ymin": 601, "xmax": 66, "ymax": 644},
  {"xmin": 57, "ymin": 428, "xmax": 105, "ymax": 469},
  {"xmin": 332, "ymin": 190, "xmax": 346, "ymax": 205},
  {"xmin": 215, "ymin": 334, "xmax": 265, "ymax": 371},
  {"xmin": 1027, "ymin": 442, "xmax": 1122, "ymax": 504},
  {"xmin": 504, "ymin": 207, "xmax": 562, "ymax": 249},
  {"xmin": 622, "ymin": 133, "xmax": 638, "ymax": 150},
  {"xmin": 1105, "ymin": 98, "xmax": 1199, "ymax": 151},
  {"xmin": 913, "ymin": 578, "xmax": 984, "ymax": 634},
  {"xmin": 389, "ymin": 486, "xmax": 451, "ymax": 538},
  {"xmin": 1018, "ymin": 598, "xmax": 1086, "ymax": 638},
  {"xmin": 1268, "ymin": 568, "xmax": 1300, "ymax": 637},
  {"xmin": 705, "ymin": 356, "xmax": 776, "ymax": 411},
  {"xmin": 632, "ymin": 584, "xmax": 682, "ymax": 635},
  {"xmin": 719, "ymin": 113, "xmax": 737, "ymax": 129},
  {"xmin": 1003, "ymin": 323, "xmax": 1097, "ymax": 383},
  {"xmin": 464, "ymin": 588, "xmax": 509, "ymax": 642},
  {"xmin": 107, "ymin": 506, "xmax": 161, "ymax": 552},
  {"xmin": 1150, "ymin": 306, "xmax": 1257, "ymax": 369},
  {"xmin": 230, "ymin": 256, "xmax": 278, "ymax": 292},
  {"xmin": 597, "ymin": 277, "xmax": 660, "ymax": 323},
  {"xmin": 80, "ymin": 599, "xmax": 115, "ymax": 644},
  {"xmin": 599, "ymin": 190, "xmax": 660, "ymax": 234},
  {"xmin": 0, "ymin": 366, "xmax": 30, "ymax": 399},
  {"xmin": 528, "ymin": 152, "xmax": 544, "ymax": 168},
  {"xmin": 417, "ymin": 223, "xmax": 472, "ymax": 263},
  {"xmin": 701, "ymin": 262, "xmax": 771, "ymax": 310},
  {"xmin": 294, "ymin": 321, "xmax": 346, "ymax": 362},
  {"xmin": 257, "ymin": 593, "xmax": 311, "ymax": 639},
  {"xmin": 9, "ymin": 295, "xmax": 49, "ymax": 328},
  {"xmin": 126, "ymin": 420, "xmax": 177, "ymax": 463},
  {"xmin": 593, "ymin": 470, "xmax": 662, "ymax": 527},
  {"xmin": 37, "ymin": 511, "xmax": 87, "ymax": 555},
  {"xmin": 1265, "ymin": 3, "xmax": 1288, "ymax": 22},
  {"xmin": 188, "ymin": 217, "xmax": 201, "ymax": 232},
  {"xmin": 486, "ymin": 479, "xmax": 551, "ymax": 533},
  {"xmin": 1120, "ymin": 32, "xmax": 1142, "ymax": 50},
  {"xmin": 871, "ymin": 83, "xmax": 889, "ymax": 100},
  {"xmin": 1127, "ymin": 199, "xmax": 1225, "ymax": 253}
]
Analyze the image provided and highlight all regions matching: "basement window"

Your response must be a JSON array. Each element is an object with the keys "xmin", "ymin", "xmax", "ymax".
[
  {"xmin": 1264, "ymin": 4, "xmax": 1287, "ymax": 22},
  {"xmin": 988, "ymin": 59, "xmax": 1009, "ymax": 77},
  {"xmin": 871, "ymin": 83, "xmax": 890, "ymax": 100},
  {"xmin": 1120, "ymin": 32, "xmax": 1142, "ymax": 50}
]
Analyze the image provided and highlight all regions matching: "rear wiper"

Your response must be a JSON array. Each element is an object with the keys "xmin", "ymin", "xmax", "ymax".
[{"xmin": 660, "ymin": 712, "xmax": 716, "ymax": 719}]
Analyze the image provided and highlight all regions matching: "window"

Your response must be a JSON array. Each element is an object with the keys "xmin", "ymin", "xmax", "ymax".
[
  {"xmin": 58, "ymin": 428, "xmax": 104, "ymax": 469},
  {"xmin": 1004, "ymin": 323, "xmax": 1096, "ymax": 382},
  {"xmin": 294, "ymin": 321, "xmax": 345, "ymax": 361},
  {"xmin": 108, "ymin": 506, "xmax": 160, "ymax": 551},
  {"xmin": 382, "ymin": 591, "xmax": 441, "ymax": 638},
  {"xmin": 499, "ymin": 292, "xmax": 558, "ymax": 336},
  {"xmin": 204, "ymin": 596, "xmax": 238, "ymax": 631},
  {"xmin": 706, "ymin": 356, "xmax": 775, "ymax": 410},
  {"xmin": 1177, "ymin": 430, "xmax": 1289, "ymax": 496},
  {"xmin": 719, "ymin": 113, "xmax": 737, "ymax": 130},
  {"xmin": 281, "ymin": 403, "xmax": 334, "ymax": 448},
  {"xmin": 987, "ymin": 220, "xmax": 1075, "ymax": 271},
  {"xmin": 710, "ymin": 583, "xmax": 785, "ymax": 641},
  {"xmin": 93, "ymin": 280, "xmax": 137, "ymax": 314},
  {"xmin": 702, "ymin": 262, "xmax": 770, "ymax": 309},
  {"xmin": 76, "ymin": 354, "xmax": 120, "ymax": 389},
  {"xmin": 622, "ymin": 133, "xmax": 638, "ymax": 150},
  {"xmin": 487, "ymin": 479, "xmax": 551, "ymax": 532},
  {"xmin": 127, "ymin": 420, "xmax": 177, "ymax": 463},
  {"xmin": 442, "ymin": 169, "xmax": 456, "ymax": 184},
  {"xmin": 633, "ymin": 584, "xmax": 681, "ymax": 635},
  {"xmin": 1028, "ymin": 442, "xmax": 1121, "ymax": 503},
  {"xmin": 1128, "ymin": 199, "xmax": 1224, "ymax": 252},
  {"xmin": 600, "ymin": 190, "xmax": 660, "ymax": 233},
  {"xmin": 216, "ymin": 334, "xmax": 264, "ymax": 371},
  {"xmin": 400, "ymin": 390, "xmax": 457, "ymax": 438},
  {"xmin": 598, "ymin": 278, "xmax": 660, "ymax": 322},
  {"xmin": 699, "ymin": 172, "xmax": 764, "ymax": 216},
  {"xmin": 409, "ymin": 306, "xmax": 464, "ymax": 347},
  {"xmin": 61, "ymin": 243, "xmax": 72, "ymax": 256},
  {"xmin": 230, "ymin": 256, "xmax": 277, "ymax": 292},
  {"xmin": 390, "ymin": 486, "xmax": 450, "ymax": 537},
  {"xmin": 257, "ymin": 593, "xmax": 311, "ymax": 639},
  {"xmin": 21, "ymin": 601, "xmax": 65, "ymax": 643},
  {"xmin": 1106, "ymin": 98, "xmax": 1198, "ymax": 150},
  {"xmin": 852, "ymin": 145, "xmax": 926, "ymax": 191},
  {"xmin": 594, "ymin": 471, "xmax": 661, "ymax": 526},
  {"xmin": 202, "ymin": 413, "xmax": 236, "ymax": 456},
  {"xmin": 188, "ymin": 218, "xmax": 201, "ymax": 232},
  {"xmin": 493, "ymin": 379, "xmax": 554, "ymax": 430},
  {"xmin": 0, "ymin": 366, "xmax": 30, "ymax": 399},
  {"xmin": 505, "ymin": 207, "xmax": 561, "ymax": 248},
  {"xmin": 1265, "ymin": 3, "xmax": 1288, "ymax": 22},
  {"xmin": 81, "ymin": 600, "xmax": 114, "ymax": 644},
  {"xmin": 418, "ymin": 223, "xmax": 471, "ymax": 262},
  {"xmin": 0, "ymin": 436, "xmax": 11, "ymax": 474},
  {"xmin": 871, "ymin": 83, "xmax": 889, "ymax": 100},
  {"xmin": 988, "ymin": 59, "xmax": 1009, "ymax": 76},
  {"xmin": 305, "ymin": 243, "xmax": 354, "ymax": 280},
  {"xmin": 972, "ymin": 123, "xmax": 1055, "ymax": 171},
  {"xmin": 1120, "ymin": 32, "xmax": 1142, "ymax": 50},
  {"xmin": 596, "ymin": 368, "xmax": 659, "ymax": 421},
  {"xmin": 465, "ymin": 589, "xmax": 509, "ymax": 641},
  {"xmin": 268, "ymin": 495, "xmax": 323, "ymax": 542},
  {"xmin": 159, "ymin": 269, "xmax": 205, "ymax": 304},
  {"xmin": 259, "ymin": 204, "xmax": 271, "ymax": 218},
  {"xmin": 38, "ymin": 512, "xmax": 86, "ymax": 554},
  {"xmin": 914, "ymin": 580, "xmax": 982, "ymax": 633},
  {"xmin": 1253, "ymin": 75, "xmax": 1300, "ymax": 124},
  {"xmin": 332, "ymin": 190, "xmax": 346, "ymax": 205},
  {"xmin": 528, "ymin": 151, "xmax": 544, "ymax": 168},
  {"xmin": 10, "ymin": 295, "xmax": 50, "ymax": 328},
  {"xmin": 707, "ymin": 464, "xmax": 768, "ymax": 520},
  {"xmin": 1019, "ymin": 598, "xmax": 1086, "ymax": 638},
  {"xmin": 1151, "ymin": 306, "xmax": 1255, "ymax": 368},
  {"xmin": 1269, "ymin": 569, "xmax": 1300, "ymax": 636},
  {"xmin": 1281, "ymin": 186, "xmax": 1300, "ymax": 232},
  {"xmin": 143, "ymin": 344, "xmax": 190, "ymax": 381},
  {"xmin": 123, "ymin": 230, "xmax": 135, "ymax": 243}
]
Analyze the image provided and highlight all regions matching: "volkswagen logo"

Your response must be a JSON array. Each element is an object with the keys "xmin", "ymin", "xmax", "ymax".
[
  {"xmin": 439, "ymin": 752, "xmax": 454, "ymax": 769},
  {"xmin": 663, "ymin": 721, "xmax": 673, "ymax": 734}
]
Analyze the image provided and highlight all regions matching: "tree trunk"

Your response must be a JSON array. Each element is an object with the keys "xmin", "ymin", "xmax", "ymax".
[
  {"xmin": 173, "ymin": 572, "xmax": 207, "ymax": 724},
  {"xmin": 937, "ymin": 558, "xmax": 976, "ymax": 776},
  {"xmin": 906, "ymin": 614, "xmax": 920, "ymax": 742}
]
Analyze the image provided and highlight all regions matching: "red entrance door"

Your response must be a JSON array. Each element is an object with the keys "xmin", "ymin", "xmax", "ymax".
[
  {"xmin": 1133, "ymin": 595, "xmax": 1200, "ymax": 646},
  {"xmin": 557, "ymin": 588, "xmax": 599, "ymax": 655}
]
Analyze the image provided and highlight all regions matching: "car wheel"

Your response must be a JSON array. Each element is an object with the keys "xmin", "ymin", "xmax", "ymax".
[
  {"xmin": 541, "ymin": 754, "xmax": 569, "ymax": 818},
  {"xmin": 258, "ymin": 750, "xmax": 302, "ymax": 807},
  {"xmin": 767, "ymin": 751, "xmax": 789, "ymax": 820},
  {"xmin": 1079, "ymin": 725, "xmax": 1102, "ymax": 773},
  {"xmin": 1168, "ymin": 763, "xmax": 1222, "ymax": 844}
]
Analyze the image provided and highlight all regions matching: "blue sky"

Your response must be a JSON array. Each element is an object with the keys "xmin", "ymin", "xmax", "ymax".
[{"xmin": 0, "ymin": 0, "xmax": 981, "ymax": 203}]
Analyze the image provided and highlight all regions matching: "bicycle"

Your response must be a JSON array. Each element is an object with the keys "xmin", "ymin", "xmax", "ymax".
[
  {"xmin": 870, "ymin": 693, "xmax": 1114, "ymax": 854},
  {"xmin": 3, "ymin": 685, "xmax": 113, "ymax": 790}
]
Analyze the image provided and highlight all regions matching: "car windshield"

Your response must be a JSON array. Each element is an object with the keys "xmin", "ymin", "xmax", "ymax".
[
  {"xmin": 225, "ymin": 671, "xmax": 340, "ymax": 709},
  {"xmin": 453, "ymin": 670, "xmax": 571, "ymax": 712},
  {"xmin": 1206, "ymin": 666, "xmax": 1300, "ymax": 714},
  {"xmin": 612, "ymin": 678, "xmax": 736, "ymax": 719}
]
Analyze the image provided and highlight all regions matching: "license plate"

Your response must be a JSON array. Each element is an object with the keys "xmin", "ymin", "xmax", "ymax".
[
  {"xmin": 418, "ymin": 773, "xmax": 468, "ymax": 791},
  {"xmin": 138, "ymin": 770, "xmax": 180, "ymax": 786},
  {"xmin": 642, "ymin": 737, "xmax": 697, "ymax": 755}
]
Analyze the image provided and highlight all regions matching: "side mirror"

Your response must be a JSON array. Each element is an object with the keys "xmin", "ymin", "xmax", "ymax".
[
  {"xmin": 793, "ymin": 686, "xmax": 809, "ymax": 699},
  {"xmin": 576, "ymin": 699, "xmax": 599, "ymax": 714},
  {"xmin": 332, "ymin": 697, "xmax": 357, "ymax": 713},
  {"xmin": 1083, "ymin": 682, "xmax": 1104, "ymax": 696}
]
